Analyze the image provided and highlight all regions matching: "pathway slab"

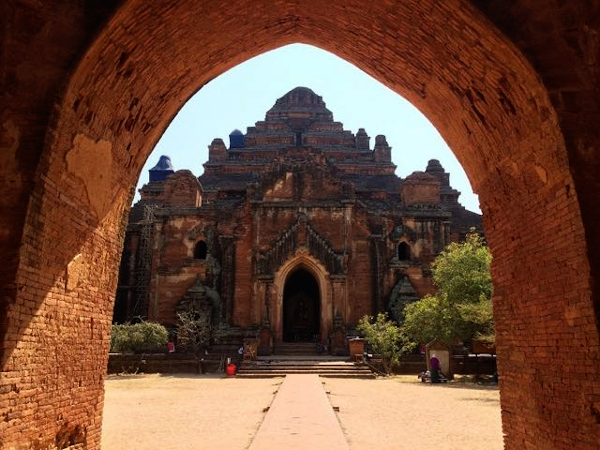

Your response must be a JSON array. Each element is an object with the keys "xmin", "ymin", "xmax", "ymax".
[{"xmin": 249, "ymin": 374, "xmax": 349, "ymax": 450}]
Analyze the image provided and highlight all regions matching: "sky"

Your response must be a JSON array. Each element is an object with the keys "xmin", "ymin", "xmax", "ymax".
[{"xmin": 137, "ymin": 44, "xmax": 480, "ymax": 213}]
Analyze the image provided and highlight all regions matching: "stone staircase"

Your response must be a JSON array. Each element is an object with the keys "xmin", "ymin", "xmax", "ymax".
[
  {"xmin": 273, "ymin": 342, "xmax": 322, "ymax": 356},
  {"xmin": 237, "ymin": 342, "xmax": 376, "ymax": 379},
  {"xmin": 237, "ymin": 358, "xmax": 375, "ymax": 378}
]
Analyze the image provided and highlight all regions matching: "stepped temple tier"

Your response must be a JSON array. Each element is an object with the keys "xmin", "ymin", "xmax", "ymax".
[{"xmin": 114, "ymin": 87, "xmax": 482, "ymax": 354}]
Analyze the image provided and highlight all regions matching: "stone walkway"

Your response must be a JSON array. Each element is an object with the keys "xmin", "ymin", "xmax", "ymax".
[
  {"xmin": 248, "ymin": 374, "xmax": 349, "ymax": 449},
  {"xmin": 101, "ymin": 374, "xmax": 502, "ymax": 449}
]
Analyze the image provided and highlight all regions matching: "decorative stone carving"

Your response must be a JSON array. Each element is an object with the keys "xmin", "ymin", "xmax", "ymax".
[
  {"xmin": 256, "ymin": 215, "xmax": 345, "ymax": 276},
  {"xmin": 388, "ymin": 276, "xmax": 419, "ymax": 323},
  {"xmin": 177, "ymin": 278, "xmax": 222, "ymax": 325}
]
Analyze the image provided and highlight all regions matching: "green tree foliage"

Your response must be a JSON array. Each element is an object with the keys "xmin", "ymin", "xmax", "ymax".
[
  {"xmin": 357, "ymin": 312, "xmax": 414, "ymax": 374},
  {"xmin": 431, "ymin": 232, "xmax": 492, "ymax": 305},
  {"xmin": 110, "ymin": 321, "xmax": 168, "ymax": 353},
  {"xmin": 402, "ymin": 231, "xmax": 494, "ymax": 345}
]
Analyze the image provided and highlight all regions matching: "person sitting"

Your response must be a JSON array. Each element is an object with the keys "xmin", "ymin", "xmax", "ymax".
[{"xmin": 430, "ymin": 353, "xmax": 441, "ymax": 383}]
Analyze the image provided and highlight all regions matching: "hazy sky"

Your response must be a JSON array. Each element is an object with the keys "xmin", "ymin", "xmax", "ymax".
[{"xmin": 138, "ymin": 44, "xmax": 480, "ymax": 213}]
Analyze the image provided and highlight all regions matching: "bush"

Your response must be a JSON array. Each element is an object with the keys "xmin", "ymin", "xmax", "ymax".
[
  {"xmin": 110, "ymin": 321, "xmax": 168, "ymax": 353},
  {"xmin": 176, "ymin": 311, "xmax": 212, "ymax": 353},
  {"xmin": 357, "ymin": 312, "xmax": 414, "ymax": 374}
]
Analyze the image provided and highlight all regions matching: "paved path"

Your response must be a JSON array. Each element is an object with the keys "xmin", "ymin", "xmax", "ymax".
[{"xmin": 249, "ymin": 374, "xmax": 349, "ymax": 450}]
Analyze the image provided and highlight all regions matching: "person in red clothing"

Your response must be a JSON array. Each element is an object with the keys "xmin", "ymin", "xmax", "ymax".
[{"xmin": 430, "ymin": 353, "xmax": 441, "ymax": 383}]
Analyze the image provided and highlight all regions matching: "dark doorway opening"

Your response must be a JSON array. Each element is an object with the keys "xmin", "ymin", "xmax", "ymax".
[
  {"xmin": 194, "ymin": 240, "xmax": 208, "ymax": 259},
  {"xmin": 398, "ymin": 242, "xmax": 411, "ymax": 261},
  {"xmin": 283, "ymin": 268, "xmax": 320, "ymax": 342}
]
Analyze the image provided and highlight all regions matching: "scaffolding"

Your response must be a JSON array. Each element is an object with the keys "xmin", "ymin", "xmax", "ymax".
[{"xmin": 132, "ymin": 204, "xmax": 156, "ymax": 319}]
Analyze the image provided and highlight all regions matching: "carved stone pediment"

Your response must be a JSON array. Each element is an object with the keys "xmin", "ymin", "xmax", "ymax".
[
  {"xmin": 388, "ymin": 276, "xmax": 419, "ymax": 323},
  {"xmin": 177, "ymin": 278, "xmax": 222, "ymax": 324},
  {"xmin": 256, "ymin": 215, "xmax": 345, "ymax": 276}
]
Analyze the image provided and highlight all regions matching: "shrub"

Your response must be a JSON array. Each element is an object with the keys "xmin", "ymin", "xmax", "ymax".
[
  {"xmin": 357, "ymin": 312, "xmax": 414, "ymax": 374},
  {"xmin": 176, "ymin": 311, "xmax": 212, "ymax": 353},
  {"xmin": 110, "ymin": 321, "xmax": 168, "ymax": 353}
]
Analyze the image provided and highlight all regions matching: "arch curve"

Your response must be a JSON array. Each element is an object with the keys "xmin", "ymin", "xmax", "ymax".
[
  {"xmin": 273, "ymin": 252, "xmax": 332, "ymax": 343},
  {"xmin": 397, "ymin": 241, "xmax": 411, "ymax": 261},
  {"xmin": 193, "ymin": 240, "xmax": 208, "ymax": 260},
  {"xmin": 282, "ymin": 268, "xmax": 320, "ymax": 342},
  {"xmin": 2, "ymin": 1, "xmax": 597, "ymax": 448}
]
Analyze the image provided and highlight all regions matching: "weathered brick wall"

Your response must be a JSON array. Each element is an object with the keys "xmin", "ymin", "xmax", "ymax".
[
  {"xmin": 163, "ymin": 171, "xmax": 202, "ymax": 207},
  {"xmin": 0, "ymin": 2, "xmax": 132, "ymax": 448},
  {"xmin": 148, "ymin": 215, "xmax": 215, "ymax": 325},
  {"xmin": 401, "ymin": 173, "xmax": 441, "ymax": 207},
  {"xmin": 1, "ymin": 1, "xmax": 599, "ymax": 449},
  {"xmin": 253, "ymin": 202, "xmax": 377, "ymax": 326},
  {"xmin": 232, "ymin": 202, "xmax": 256, "ymax": 327}
]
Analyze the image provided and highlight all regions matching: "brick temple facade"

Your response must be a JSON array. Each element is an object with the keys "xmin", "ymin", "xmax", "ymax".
[
  {"xmin": 114, "ymin": 87, "xmax": 481, "ymax": 352},
  {"xmin": 6, "ymin": 3, "xmax": 600, "ymax": 446}
]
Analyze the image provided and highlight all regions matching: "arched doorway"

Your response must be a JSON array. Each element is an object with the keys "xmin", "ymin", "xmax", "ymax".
[
  {"xmin": 4, "ymin": 2, "xmax": 600, "ymax": 448},
  {"xmin": 283, "ymin": 268, "xmax": 320, "ymax": 342}
]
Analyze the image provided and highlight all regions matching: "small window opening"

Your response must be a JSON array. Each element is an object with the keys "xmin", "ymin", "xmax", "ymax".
[
  {"xmin": 194, "ymin": 240, "xmax": 208, "ymax": 260},
  {"xmin": 398, "ymin": 242, "xmax": 411, "ymax": 261},
  {"xmin": 295, "ymin": 132, "xmax": 302, "ymax": 147}
]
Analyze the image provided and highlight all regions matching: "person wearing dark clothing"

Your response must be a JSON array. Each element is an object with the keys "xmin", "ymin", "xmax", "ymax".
[{"xmin": 430, "ymin": 353, "xmax": 441, "ymax": 383}]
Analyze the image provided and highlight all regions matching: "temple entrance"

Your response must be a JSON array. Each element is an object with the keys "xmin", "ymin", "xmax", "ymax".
[{"xmin": 282, "ymin": 269, "xmax": 320, "ymax": 342}]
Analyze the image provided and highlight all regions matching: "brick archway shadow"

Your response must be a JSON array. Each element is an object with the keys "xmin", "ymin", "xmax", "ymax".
[{"xmin": 2, "ymin": 1, "xmax": 599, "ymax": 448}]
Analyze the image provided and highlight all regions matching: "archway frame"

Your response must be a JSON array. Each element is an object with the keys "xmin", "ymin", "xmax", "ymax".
[
  {"xmin": 1, "ymin": 0, "xmax": 598, "ymax": 448},
  {"xmin": 397, "ymin": 240, "xmax": 411, "ymax": 261},
  {"xmin": 273, "ymin": 252, "xmax": 332, "ymax": 344}
]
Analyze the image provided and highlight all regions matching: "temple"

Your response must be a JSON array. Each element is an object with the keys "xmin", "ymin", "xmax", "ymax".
[{"xmin": 113, "ymin": 87, "xmax": 481, "ymax": 354}]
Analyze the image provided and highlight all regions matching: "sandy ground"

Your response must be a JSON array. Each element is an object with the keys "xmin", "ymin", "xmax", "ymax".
[
  {"xmin": 101, "ymin": 374, "xmax": 281, "ymax": 450},
  {"xmin": 101, "ymin": 374, "xmax": 502, "ymax": 450},
  {"xmin": 323, "ymin": 376, "xmax": 503, "ymax": 450}
]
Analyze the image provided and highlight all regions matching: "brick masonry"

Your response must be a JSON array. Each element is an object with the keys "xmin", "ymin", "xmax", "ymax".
[
  {"xmin": 1, "ymin": 1, "xmax": 599, "ymax": 449},
  {"xmin": 116, "ymin": 87, "xmax": 475, "ymax": 344}
]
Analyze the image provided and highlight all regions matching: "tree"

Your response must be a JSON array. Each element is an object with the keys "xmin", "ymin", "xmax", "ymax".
[
  {"xmin": 357, "ymin": 312, "xmax": 414, "ymax": 374},
  {"xmin": 176, "ymin": 311, "xmax": 212, "ymax": 351},
  {"xmin": 431, "ymin": 231, "xmax": 492, "ymax": 305},
  {"xmin": 402, "ymin": 231, "xmax": 494, "ymax": 345},
  {"xmin": 401, "ymin": 295, "xmax": 447, "ymax": 344}
]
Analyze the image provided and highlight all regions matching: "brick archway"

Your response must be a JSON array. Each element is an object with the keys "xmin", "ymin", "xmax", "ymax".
[
  {"xmin": 273, "ymin": 253, "xmax": 332, "ymax": 345},
  {"xmin": 2, "ymin": 1, "xmax": 599, "ymax": 448}
]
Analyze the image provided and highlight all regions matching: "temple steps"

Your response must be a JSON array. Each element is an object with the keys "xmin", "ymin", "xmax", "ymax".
[
  {"xmin": 237, "ymin": 358, "xmax": 376, "ymax": 379},
  {"xmin": 273, "ymin": 342, "xmax": 323, "ymax": 356}
]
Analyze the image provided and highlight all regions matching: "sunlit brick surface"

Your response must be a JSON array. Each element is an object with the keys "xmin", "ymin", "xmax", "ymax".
[{"xmin": 1, "ymin": 1, "xmax": 599, "ymax": 448}]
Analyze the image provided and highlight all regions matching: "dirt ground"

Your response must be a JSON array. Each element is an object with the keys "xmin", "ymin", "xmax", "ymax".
[
  {"xmin": 323, "ymin": 377, "xmax": 503, "ymax": 450},
  {"xmin": 101, "ymin": 374, "xmax": 502, "ymax": 450}
]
